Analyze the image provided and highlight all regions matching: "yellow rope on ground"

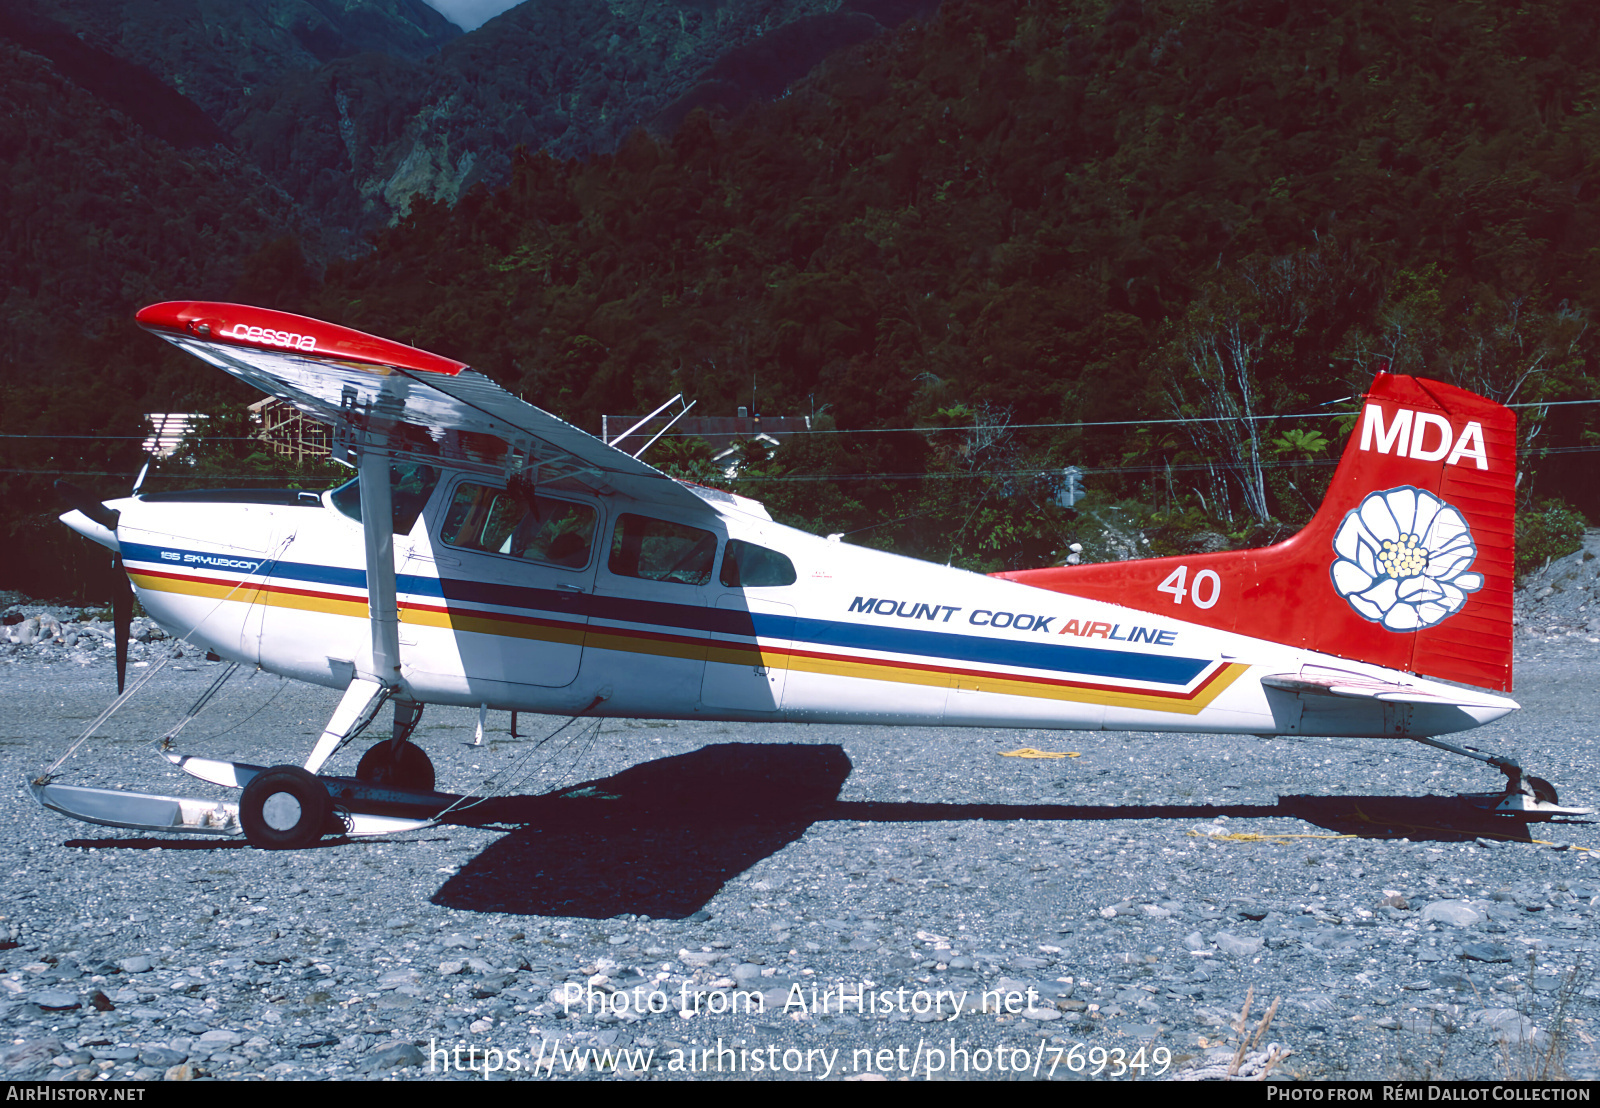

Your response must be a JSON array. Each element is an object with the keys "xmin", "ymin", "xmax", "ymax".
[
  {"xmin": 1188, "ymin": 831, "xmax": 1357, "ymax": 844},
  {"xmin": 1000, "ymin": 748, "xmax": 1080, "ymax": 759}
]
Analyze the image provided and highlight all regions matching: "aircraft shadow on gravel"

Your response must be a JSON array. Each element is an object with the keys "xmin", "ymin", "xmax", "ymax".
[
  {"xmin": 426, "ymin": 743, "xmax": 1586, "ymax": 919},
  {"xmin": 66, "ymin": 743, "xmax": 1581, "ymax": 913}
]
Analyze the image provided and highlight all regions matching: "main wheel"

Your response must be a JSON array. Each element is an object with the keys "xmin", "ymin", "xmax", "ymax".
[
  {"xmin": 240, "ymin": 765, "xmax": 333, "ymax": 850},
  {"xmin": 1527, "ymin": 776, "xmax": 1560, "ymax": 805},
  {"xmin": 356, "ymin": 741, "xmax": 435, "ymax": 792}
]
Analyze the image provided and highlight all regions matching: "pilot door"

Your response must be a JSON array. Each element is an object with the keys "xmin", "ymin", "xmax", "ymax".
[
  {"xmin": 701, "ymin": 538, "xmax": 798, "ymax": 712},
  {"xmin": 585, "ymin": 510, "xmax": 720, "ymax": 716},
  {"xmin": 404, "ymin": 478, "xmax": 597, "ymax": 691}
]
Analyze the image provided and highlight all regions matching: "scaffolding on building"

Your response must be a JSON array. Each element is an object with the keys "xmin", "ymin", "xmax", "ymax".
[{"xmin": 248, "ymin": 398, "xmax": 332, "ymax": 462}]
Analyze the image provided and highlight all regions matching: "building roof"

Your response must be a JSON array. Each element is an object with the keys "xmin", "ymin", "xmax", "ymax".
[{"xmin": 142, "ymin": 413, "xmax": 206, "ymax": 457}]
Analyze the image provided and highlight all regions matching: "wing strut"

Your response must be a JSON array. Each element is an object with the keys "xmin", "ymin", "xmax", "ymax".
[
  {"xmin": 291, "ymin": 401, "xmax": 411, "ymax": 781},
  {"xmin": 355, "ymin": 418, "xmax": 403, "ymax": 687}
]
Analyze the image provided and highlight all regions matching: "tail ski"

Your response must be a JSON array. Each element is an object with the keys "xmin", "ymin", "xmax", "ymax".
[{"xmin": 997, "ymin": 373, "xmax": 1516, "ymax": 691}]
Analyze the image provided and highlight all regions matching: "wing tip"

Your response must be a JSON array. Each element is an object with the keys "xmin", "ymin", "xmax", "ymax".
[{"xmin": 136, "ymin": 301, "xmax": 469, "ymax": 376}]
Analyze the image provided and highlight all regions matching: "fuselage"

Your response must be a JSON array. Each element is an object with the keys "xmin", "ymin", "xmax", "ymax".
[{"xmin": 64, "ymin": 472, "xmax": 1516, "ymax": 740}]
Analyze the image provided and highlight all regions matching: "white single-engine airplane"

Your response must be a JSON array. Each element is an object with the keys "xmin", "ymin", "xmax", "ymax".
[{"xmin": 36, "ymin": 301, "xmax": 1587, "ymax": 849}]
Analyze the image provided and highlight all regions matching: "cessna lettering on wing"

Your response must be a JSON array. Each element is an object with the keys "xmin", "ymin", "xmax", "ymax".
[
  {"xmin": 227, "ymin": 323, "xmax": 318, "ymax": 352},
  {"xmin": 1358, "ymin": 404, "xmax": 1487, "ymax": 469}
]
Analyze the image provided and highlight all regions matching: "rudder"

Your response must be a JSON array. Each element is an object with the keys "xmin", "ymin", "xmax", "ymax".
[{"xmin": 997, "ymin": 373, "xmax": 1516, "ymax": 690}]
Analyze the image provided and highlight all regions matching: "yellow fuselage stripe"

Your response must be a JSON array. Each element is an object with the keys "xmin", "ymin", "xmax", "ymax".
[{"xmin": 132, "ymin": 571, "xmax": 1244, "ymax": 715}]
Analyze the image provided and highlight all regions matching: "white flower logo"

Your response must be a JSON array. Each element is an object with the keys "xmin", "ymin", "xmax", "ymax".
[{"xmin": 1330, "ymin": 486, "xmax": 1484, "ymax": 631}]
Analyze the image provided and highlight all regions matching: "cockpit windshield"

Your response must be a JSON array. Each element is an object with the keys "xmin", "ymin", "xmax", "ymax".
[{"xmin": 328, "ymin": 463, "xmax": 441, "ymax": 535}]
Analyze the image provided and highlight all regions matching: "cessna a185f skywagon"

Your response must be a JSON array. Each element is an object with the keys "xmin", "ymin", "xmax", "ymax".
[{"xmin": 36, "ymin": 301, "xmax": 1587, "ymax": 849}]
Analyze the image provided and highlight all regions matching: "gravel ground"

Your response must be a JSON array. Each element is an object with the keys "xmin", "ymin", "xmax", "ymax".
[{"xmin": 4, "ymin": 594, "xmax": 1600, "ymax": 1082}]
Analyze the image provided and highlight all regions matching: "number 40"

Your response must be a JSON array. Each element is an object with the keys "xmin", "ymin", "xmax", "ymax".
[{"xmin": 1157, "ymin": 565, "xmax": 1221, "ymax": 609}]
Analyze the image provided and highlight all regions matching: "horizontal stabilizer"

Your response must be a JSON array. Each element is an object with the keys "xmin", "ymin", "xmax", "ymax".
[{"xmin": 1261, "ymin": 670, "xmax": 1517, "ymax": 711}]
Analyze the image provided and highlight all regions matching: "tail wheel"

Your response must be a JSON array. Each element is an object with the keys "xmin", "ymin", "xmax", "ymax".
[
  {"xmin": 356, "ymin": 741, "xmax": 436, "ymax": 792},
  {"xmin": 240, "ymin": 765, "xmax": 333, "ymax": 850},
  {"xmin": 1527, "ymin": 776, "xmax": 1560, "ymax": 805}
]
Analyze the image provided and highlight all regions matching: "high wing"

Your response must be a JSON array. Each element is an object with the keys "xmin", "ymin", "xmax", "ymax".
[{"xmin": 134, "ymin": 301, "xmax": 714, "ymax": 515}]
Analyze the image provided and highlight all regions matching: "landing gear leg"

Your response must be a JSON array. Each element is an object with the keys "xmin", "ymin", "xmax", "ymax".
[{"xmin": 1407, "ymin": 735, "xmax": 1590, "ymax": 818}]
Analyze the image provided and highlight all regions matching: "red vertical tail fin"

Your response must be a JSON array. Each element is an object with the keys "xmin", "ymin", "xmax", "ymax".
[{"xmin": 998, "ymin": 374, "xmax": 1516, "ymax": 690}]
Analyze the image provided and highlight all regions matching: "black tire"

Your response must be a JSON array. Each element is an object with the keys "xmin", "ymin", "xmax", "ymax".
[
  {"xmin": 240, "ymin": 765, "xmax": 332, "ymax": 850},
  {"xmin": 355, "ymin": 741, "xmax": 436, "ymax": 792},
  {"xmin": 1528, "ymin": 776, "xmax": 1560, "ymax": 805}
]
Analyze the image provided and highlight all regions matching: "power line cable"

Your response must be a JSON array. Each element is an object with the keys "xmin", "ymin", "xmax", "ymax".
[
  {"xmin": 3, "ymin": 396, "xmax": 1596, "ymax": 443},
  {"xmin": 14, "ymin": 441, "xmax": 1600, "ymax": 484}
]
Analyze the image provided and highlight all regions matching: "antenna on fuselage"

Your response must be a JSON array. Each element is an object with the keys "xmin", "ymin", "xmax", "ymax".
[{"xmin": 605, "ymin": 394, "xmax": 697, "ymax": 460}]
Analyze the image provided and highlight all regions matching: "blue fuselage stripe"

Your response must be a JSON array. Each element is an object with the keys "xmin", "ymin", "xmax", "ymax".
[{"xmin": 123, "ymin": 544, "xmax": 1208, "ymax": 687}]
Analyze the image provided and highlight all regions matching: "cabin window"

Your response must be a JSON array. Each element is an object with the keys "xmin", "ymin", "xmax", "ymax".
[
  {"xmin": 329, "ymin": 463, "xmax": 440, "ymax": 535},
  {"xmin": 719, "ymin": 540, "xmax": 797, "ymax": 587},
  {"xmin": 608, "ymin": 514, "xmax": 716, "ymax": 585},
  {"xmin": 440, "ymin": 482, "xmax": 595, "ymax": 569}
]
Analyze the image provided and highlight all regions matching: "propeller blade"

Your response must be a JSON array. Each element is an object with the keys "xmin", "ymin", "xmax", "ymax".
[
  {"xmin": 54, "ymin": 480, "xmax": 120, "ymax": 532},
  {"xmin": 112, "ymin": 554, "xmax": 133, "ymax": 694}
]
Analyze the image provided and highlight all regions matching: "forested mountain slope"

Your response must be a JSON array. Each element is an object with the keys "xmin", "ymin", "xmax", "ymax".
[
  {"xmin": 301, "ymin": 0, "xmax": 1600, "ymax": 558},
  {"xmin": 25, "ymin": 0, "xmax": 461, "ymax": 122},
  {"xmin": 228, "ymin": 0, "xmax": 939, "ymax": 229}
]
